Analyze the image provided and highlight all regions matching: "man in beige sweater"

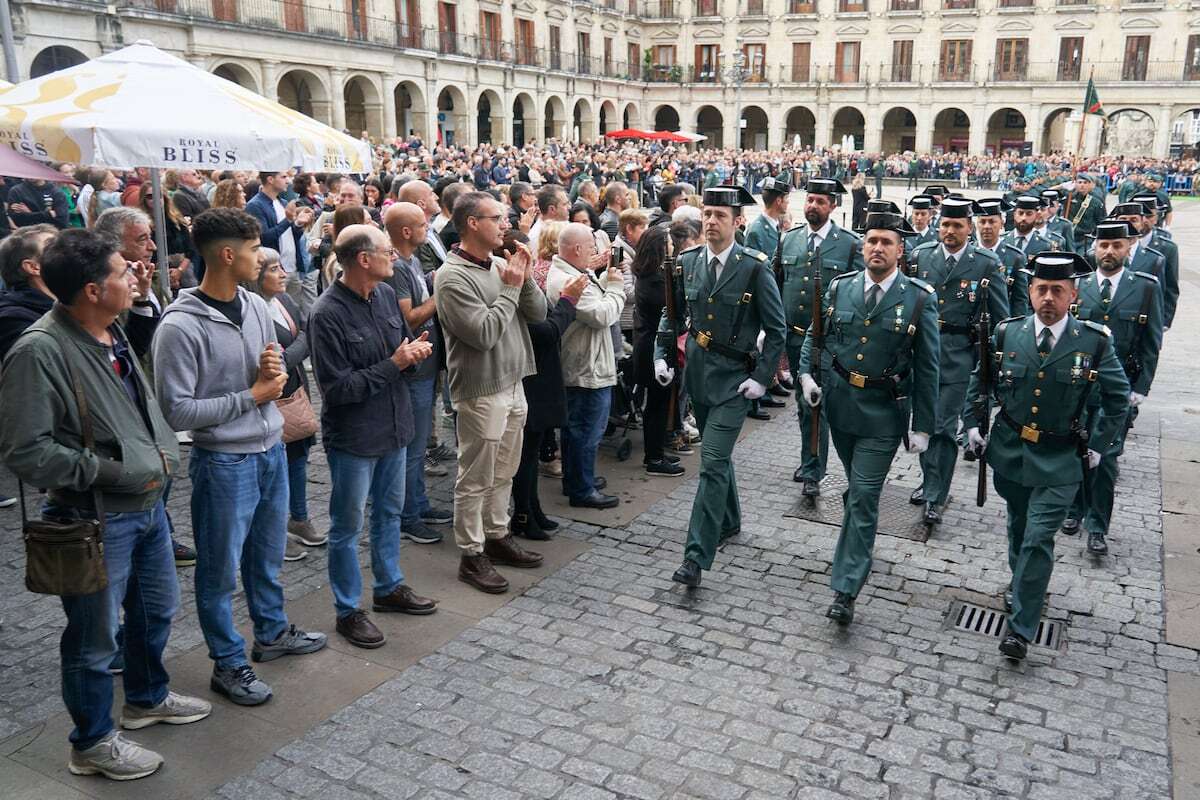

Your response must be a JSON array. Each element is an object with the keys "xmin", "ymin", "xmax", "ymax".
[{"xmin": 435, "ymin": 191, "xmax": 549, "ymax": 593}]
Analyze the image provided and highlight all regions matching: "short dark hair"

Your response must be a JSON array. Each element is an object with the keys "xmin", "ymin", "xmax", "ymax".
[
  {"xmin": 659, "ymin": 184, "xmax": 687, "ymax": 212},
  {"xmin": 536, "ymin": 184, "xmax": 567, "ymax": 215},
  {"xmin": 452, "ymin": 191, "xmax": 495, "ymax": 233},
  {"xmin": 433, "ymin": 175, "xmax": 458, "ymax": 198},
  {"xmin": 441, "ymin": 181, "xmax": 472, "ymax": 214},
  {"xmin": 192, "ymin": 208, "xmax": 261, "ymax": 255},
  {"xmin": 570, "ymin": 201, "xmax": 601, "ymax": 230},
  {"xmin": 291, "ymin": 172, "xmax": 314, "ymax": 195},
  {"xmin": 41, "ymin": 229, "xmax": 119, "ymax": 306},
  {"xmin": 509, "ymin": 181, "xmax": 534, "ymax": 207},
  {"xmin": 0, "ymin": 223, "xmax": 57, "ymax": 286}
]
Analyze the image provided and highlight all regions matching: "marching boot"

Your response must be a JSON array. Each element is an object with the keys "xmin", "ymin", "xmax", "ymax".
[
  {"xmin": 827, "ymin": 592, "xmax": 856, "ymax": 625},
  {"xmin": 999, "ymin": 632, "xmax": 1028, "ymax": 661},
  {"xmin": 1087, "ymin": 531, "xmax": 1108, "ymax": 554},
  {"xmin": 1061, "ymin": 518, "xmax": 1081, "ymax": 536},
  {"xmin": 923, "ymin": 503, "xmax": 942, "ymax": 526},
  {"xmin": 672, "ymin": 559, "xmax": 702, "ymax": 587},
  {"xmin": 802, "ymin": 480, "xmax": 820, "ymax": 498},
  {"xmin": 909, "ymin": 486, "xmax": 925, "ymax": 505}
]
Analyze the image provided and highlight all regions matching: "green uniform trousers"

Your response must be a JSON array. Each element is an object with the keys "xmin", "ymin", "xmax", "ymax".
[
  {"xmin": 790, "ymin": 354, "xmax": 829, "ymax": 483},
  {"xmin": 1068, "ymin": 407, "xmax": 1130, "ymax": 536},
  {"xmin": 684, "ymin": 396, "xmax": 749, "ymax": 570},
  {"xmin": 829, "ymin": 429, "xmax": 903, "ymax": 596},
  {"xmin": 919, "ymin": 380, "xmax": 967, "ymax": 507},
  {"xmin": 993, "ymin": 473, "xmax": 1076, "ymax": 642}
]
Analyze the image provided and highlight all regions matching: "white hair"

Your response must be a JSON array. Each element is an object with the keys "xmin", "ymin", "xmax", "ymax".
[{"xmin": 671, "ymin": 205, "xmax": 701, "ymax": 223}]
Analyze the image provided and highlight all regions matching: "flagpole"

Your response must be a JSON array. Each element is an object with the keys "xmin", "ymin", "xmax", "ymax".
[{"xmin": 1063, "ymin": 66, "xmax": 1094, "ymax": 222}]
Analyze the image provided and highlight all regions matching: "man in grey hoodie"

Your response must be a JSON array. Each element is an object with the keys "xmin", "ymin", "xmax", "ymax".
[{"xmin": 153, "ymin": 209, "xmax": 326, "ymax": 707}]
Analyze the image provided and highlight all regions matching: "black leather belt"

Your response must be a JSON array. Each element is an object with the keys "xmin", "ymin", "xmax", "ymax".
[
  {"xmin": 997, "ymin": 408, "xmax": 1074, "ymax": 446},
  {"xmin": 937, "ymin": 320, "xmax": 973, "ymax": 336},
  {"xmin": 688, "ymin": 328, "xmax": 757, "ymax": 371},
  {"xmin": 830, "ymin": 356, "xmax": 898, "ymax": 389}
]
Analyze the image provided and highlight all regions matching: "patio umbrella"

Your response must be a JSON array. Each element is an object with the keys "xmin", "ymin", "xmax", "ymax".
[
  {"xmin": 605, "ymin": 128, "xmax": 652, "ymax": 140},
  {"xmin": 0, "ymin": 146, "xmax": 75, "ymax": 182},
  {"xmin": 646, "ymin": 130, "xmax": 692, "ymax": 143}
]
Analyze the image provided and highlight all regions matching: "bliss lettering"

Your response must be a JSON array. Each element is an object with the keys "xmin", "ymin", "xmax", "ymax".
[{"xmin": 161, "ymin": 146, "xmax": 237, "ymax": 165}]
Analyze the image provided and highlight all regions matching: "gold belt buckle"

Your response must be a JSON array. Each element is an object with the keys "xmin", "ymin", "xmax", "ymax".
[
  {"xmin": 849, "ymin": 372, "xmax": 867, "ymax": 388},
  {"xmin": 695, "ymin": 331, "xmax": 712, "ymax": 349},
  {"xmin": 1020, "ymin": 425, "xmax": 1041, "ymax": 444},
  {"xmin": 791, "ymin": 325, "xmax": 806, "ymax": 336}
]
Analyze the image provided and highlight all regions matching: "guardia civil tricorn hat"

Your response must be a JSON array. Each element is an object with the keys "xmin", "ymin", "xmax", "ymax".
[
  {"xmin": 863, "ymin": 212, "xmax": 917, "ymax": 237},
  {"xmin": 703, "ymin": 185, "xmax": 757, "ymax": 208},
  {"xmin": 1028, "ymin": 252, "xmax": 1092, "ymax": 281},
  {"xmin": 806, "ymin": 178, "xmax": 846, "ymax": 196}
]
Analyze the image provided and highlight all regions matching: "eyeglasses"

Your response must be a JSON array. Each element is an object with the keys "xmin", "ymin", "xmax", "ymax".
[{"xmin": 470, "ymin": 214, "xmax": 504, "ymax": 224}]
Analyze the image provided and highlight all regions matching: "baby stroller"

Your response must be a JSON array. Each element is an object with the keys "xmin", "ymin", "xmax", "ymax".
[{"xmin": 600, "ymin": 351, "xmax": 638, "ymax": 462}]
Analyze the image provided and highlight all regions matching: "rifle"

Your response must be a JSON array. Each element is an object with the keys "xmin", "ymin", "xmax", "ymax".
[
  {"xmin": 973, "ymin": 278, "xmax": 993, "ymax": 506},
  {"xmin": 660, "ymin": 239, "xmax": 681, "ymax": 430},
  {"xmin": 808, "ymin": 244, "xmax": 824, "ymax": 454}
]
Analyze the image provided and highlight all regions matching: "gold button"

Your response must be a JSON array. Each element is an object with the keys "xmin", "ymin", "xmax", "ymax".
[
  {"xmin": 856, "ymin": 353, "xmax": 864, "ymax": 361},
  {"xmin": 1034, "ymin": 389, "xmax": 1041, "ymax": 396},
  {"xmin": 708, "ymin": 298, "xmax": 714, "ymax": 304},
  {"xmin": 1103, "ymin": 315, "xmax": 1109, "ymax": 321},
  {"xmin": 707, "ymin": 314, "xmax": 714, "ymax": 320},
  {"xmin": 1031, "ymin": 406, "xmax": 1039, "ymax": 414},
  {"xmin": 939, "ymin": 299, "xmax": 945, "ymax": 305},
  {"xmin": 1029, "ymin": 422, "xmax": 1038, "ymax": 430},
  {"xmin": 864, "ymin": 320, "xmax": 871, "ymax": 326},
  {"xmin": 860, "ymin": 336, "xmax": 868, "ymax": 343},
  {"xmin": 1009, "ymin": 352, "xmax": 1016, "ymax": 358},
  {"xmin": 803, "ymin": 276, "xmax": 809, "ymax": 282},
  {"xmin": 1037, "ymin": 371, "xmax": 1044, "ymax": 379}
]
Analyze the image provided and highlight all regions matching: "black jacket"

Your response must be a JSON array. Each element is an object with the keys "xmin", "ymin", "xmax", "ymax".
[
  {"xmin": 632, "ymin": 267, "xmax": 666, "ymax": 386},
  {"xmin": 522, "ymin": 298, "xmax": 576, "ymax": 432},
  {"xmin": 172, "ymin": 186, "xmax": 210, "ymax": 219},
  {"xmin": 8, "ymin": 181, "xmax": 69, "ymax": 229},
  {"xmin": 0, "ymin": 285, "xmax": 54, "ymax": 361}
]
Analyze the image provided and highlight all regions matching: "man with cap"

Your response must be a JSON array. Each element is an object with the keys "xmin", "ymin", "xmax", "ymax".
[
  {"xmin": 1001, "ymin": 196, "xmax": 1055, "ymax": 262},
  {"xmin": 1142, "ymin": 173, "xmax": 1172, "ymax": 227},
  {"xmin": 796, "ymin": 210, "xmax": 939, "ymax": 624},
  {"xmin": 1037, "ymin": 190, "xmax": 1075, "ymax": 253},
  {"xmin": 1062, "ymin": 173, "xmax": 1107, "ymax": 251},
  {"xmin": 1128, "ymin": 195, "xmax": 1179, "ymax": 328},
  {"xmin": 744, "ymin": 176, "xmax": 793, "ymax": 418},
  {"xmin": 973, "ymin": 198, "xmax": 1030, "ymax": 318},
  {"xmin": 906, "ymin": 195, "xmax": 938, "ymax": 257},
  {"xmin": 962, "ymin": 251, "xmax": 1128, "ymax": 661},
  {"xmin": 1062, "ymin": 221, "xmax": 1163, "ymax": 554},
  {"xmin": 907, "ymin": 198, "xmax": 1009, "ymax": 527},
  {"xmin": 773, "ymin": 177, "xmax": 863, "ymax": 493},
  {"xmin": 655, "ymin": 185, "xmax": 787, "ymax": 588},
  {"xmin": 1117, "ymin": 171, "xmax": 1144, "ymax": 204}
]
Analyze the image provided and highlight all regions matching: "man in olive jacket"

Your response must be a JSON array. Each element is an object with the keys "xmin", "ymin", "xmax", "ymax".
[{"xmin": 0, "ymin": 229, "xmax": 209, "ymax": 781}]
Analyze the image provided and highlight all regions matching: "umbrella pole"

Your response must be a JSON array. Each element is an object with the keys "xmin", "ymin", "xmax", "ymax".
[{"xmin": 149, "ymin": 167, "xmax": 172, "ymax": 302}]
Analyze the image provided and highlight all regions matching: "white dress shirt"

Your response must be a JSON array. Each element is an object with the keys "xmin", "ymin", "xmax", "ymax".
[
  {"xmin": 1033, "ymin": 314, "xmax": 1070, "ymax": 352},
  {"xmin": 705, "ymin": 241, "xmax": 736, "ymax": 283},
  {"xmin": 864, "ymin": 268, "xmax": 899, "ymax": 303}
]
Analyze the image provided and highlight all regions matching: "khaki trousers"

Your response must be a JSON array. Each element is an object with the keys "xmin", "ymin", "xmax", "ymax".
[{"xmin": 452, "ymin": 381, "xmax": 528, "ymax": 553}]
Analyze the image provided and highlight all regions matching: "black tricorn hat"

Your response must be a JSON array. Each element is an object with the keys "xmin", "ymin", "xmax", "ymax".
[
  {"xmin": 1109, "ymin": 202, "xmax": 1147, "ymax": 218},
  {"xmin": 1095, "ymin": 221, "xmax": 1137, "ymax": 240},
  {"xmin": 703, "ymin": 184, "xmax": 757, "ymax": 208},
  {"xmin": 924, "ymin": 184, "xmax": 948, "ymax": 198},
  {"xmin": 759, "ymin": 175, "xmax": 792, "ymax": 195},
  {"xmin": 1012, "ymin": 195, "xmax": 1042, "ymax": 211},
  {"xmin": 972, "ymin": 197, "xmax": 1010, "ymax": 217},
  {"xmin": 863, "ymin": 211, "xmax": 917, "ymax": 237},
  {"xmin": 806, "ymin": 178, "xmax": 846, "ymax": 196},
  {"xmin": 1028, "ymin": 251, "xmax": 1092, "ymax": 281},
  {"xmin": 939, "ymin": 197, "xmax": 974, "ymax": 219},
  {"xmin": 908, "ymin": 194, "xmax": 934, "ymax": 210},
  {"xmin": 1131, "ymin": 193, "xmax": 1165, "ymax": 213}
]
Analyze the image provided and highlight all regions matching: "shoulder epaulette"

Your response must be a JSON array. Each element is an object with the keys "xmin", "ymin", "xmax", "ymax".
[
  {"xmin": 908, "ymin": 277, "xmax": 935, "ymax": 294},
  {"xmin": 1145, "ymin": 245, "xmax": 1164, "ymax": 259},
  {"xmin": 679, "ymin": 243, "xmax": 704, "ymax": 256},
  {"xmin": 1134, "ymin": 270, "xmax": 1160, "ymax": 284},
  {"xmin": 973, "ymin": 247, "xmax": 1000, "ymax": 263},
  {"xmin": 739, "ymin": 247, "xmax": 768, "ymax": 262},
  {"xmin": 1081, "ymin": 320, "xmax": 1111, "ymax": 337},
  {"xmin": 995, "ymin": 315, "xmax": 1024, "ymax": 327},
  {"xmin": 830, "ymin": 270, "xmax": 858, "ymax": 284},
  {"xmin": 911, "ymin": 241, "xmax": 938, "ymax": 254},
  {"xmin": 840, "ymin": 227, "xmax": 863, "ymax": 241}
]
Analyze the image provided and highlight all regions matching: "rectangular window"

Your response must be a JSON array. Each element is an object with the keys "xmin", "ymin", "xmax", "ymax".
[
  {"xmin": 943, "ymin": 0, "xmax": 974, "ymax": 8},
  {"xmin": 658, "ymin": 0, "xmax": 677, "ymax": 16},
  {"xmin": 939, "ymin": 39, "xmax": 971, "ymax": 80},
  {"xmin": 437, "ymin": 2, "xmax": 457, "ymax": 54},
  {"xmin": 628, "ymin": 43, "xmax": 641, "ymax": 78},
  {"xmin": 835, "ymin": 41, "xmax": 861, "ymax": 82},
  {"xmin": 515, "ymin": 18, "xmax": 536, "ymax": 66},
  {"xmin": 994, "ymin": 38, "xmax": 1027, "ymax": 80},
  {"xmin": 1186, "ymin": 35, "xmax": 1200, "ymax": 81},
  {"xmin": 998, "ymin": 0, "xmax": 1031, "ymax": 6},
  {"xmin": 746, "ymin": 0, "xmax": 764, "ymax": 12},
  {"xmin": 892, "ymin": 40, "xmax": 913, "ymax": 81},
  {"xmin": 1123, "ymin": 35, "xmax": 1150, "ymax": 81},
  {"xmin": 604, "ymin": 37, "xmax": 613, "ymax": 75},
  {"xmin": 653, "ymin": 45, "xmax": 676, "ymax": 64},
  {"xmin": 284, "ymin": 0, "xmax": 305, "ymax": 32},
  {"xmin": 839, "ymin": 0, "xmax": 865, "ymax": 10},
  {"xmin": 788, "ymin": 0, "xmax": 815, "ymax": 10},
  {"xmin": 743, "ymin": 43, "xmax": 767, "ymax": 81},
  {"xmin": 1058, "ymin": 36, "xmax": 1083, "ymax": 81},
  {"xmin": 694, "ymin": 44, "xmax": 720, "ymax": 81},
  {"xmin": 697, "ymin": 0, "xmax": 718, "ymax": 14},
  {"xmin": 889, "ymin": 0, "xmax": 919, "ymax": 8},
  {"xmin": 791, "ymin": 41, "xmax": 811, "ymax": 81},
  {"xmin": 479, "ymin": 10, "xmax": 501, "ymax": 60},
  {"xmin": 549, "ymin": 25, "xmax": 561, "ymax": 69},
  {"xmin": 577, "ymin": 32, "xmax": 591, "ymax": 74},
  {"xmin": 345, "ymin": 0, "xmax": 367, "ymax": 39}
]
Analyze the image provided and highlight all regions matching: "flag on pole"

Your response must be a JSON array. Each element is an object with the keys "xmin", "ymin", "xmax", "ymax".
[{"xmin": 1084, "ymin": 77, "xmax": 1103, "ymax": 116}]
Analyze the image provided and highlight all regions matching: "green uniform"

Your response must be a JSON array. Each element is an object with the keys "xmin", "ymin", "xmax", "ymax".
[
  {"xmin": 1064, "ymin": 190, "xmax": 1106, "ymax": 249},
  {"xmin": 656, "ymin": 242, "xmax": 786, "ymax": 570},
  {"xmin": 905, "ymin": 226, "xmax": 938, "ymax": 261},
  {"xmin": 743, "ymin": 214, "xmax": 782, "ymax": 261},
  {"xmin": 1068, "ymin": 269, "xmax": 1163, "ymax": 537},
  {"xmin": 912, "ymin": 243, "xmax": 1010, "ymax": 508},
  {"xmin": 774, "ymin": 221, "xmax": 864, "ymax": 483},
  {"xmin": 1045, "ymin": 216, "xmax": 1076, "ymax": 253},
  {"xmin": 1144, "ymin": 230, "xmax": 1179, "ymax": 327},
  {"xmin": 1154, "ymin": 188, "xmax": 1172, "ymax": 224},
  {"xmin": 964, "ymin": 315, "xmax": 1129, "ymax": 641},
  {"xmin": 978, "ymin": 240, "xmax": 1030, "ymax": 317},
  {"xmin": 1000, "ymin": 229, "xmax": 1055, "ymax": 261},
  {"xmin": 1117, "ymin": 179, "xmax": 1143, "ymax": 204},
  {"xmin": 1035, "ymin": 226, "xmax": 1068, "ymax": 252},
  {"xmin": 797, "ymin": 269, "xmax": 940, "ymax": 597}
]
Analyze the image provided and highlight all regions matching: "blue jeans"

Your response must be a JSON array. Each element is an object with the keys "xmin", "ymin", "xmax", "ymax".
[
  {"xmin": 189, "ymin": 445, "xmax": 289, "ymax": 670},
  {"xmin": 56, "ymin": 500, "xmax": 178, "ymax": 750},
  {"xmin": 562, "ymin": 387, "xmax": 611, "ymax": 501},
  {"xmin": 288, "ymin": 455, "xmax": 309, "ymax": 521},
  {"xmin": 326, "ymin": 447, "xmax": 407, "ymax": 617},
  {"xmin": 402, "ymin": 377, "xmax": 435, "ymax": 526}
]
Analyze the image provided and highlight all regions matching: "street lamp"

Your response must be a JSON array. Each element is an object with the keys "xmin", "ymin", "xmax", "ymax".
[{"xmin": 721, "ymin": 49, "xmax": 748, "ymax": 184}]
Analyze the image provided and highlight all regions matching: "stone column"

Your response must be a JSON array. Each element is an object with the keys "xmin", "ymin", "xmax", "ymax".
[
  {"xmin": 261, "ymin": 61, "xmax": 279, "ymax": 104},
  {"xmin": 968, "ymin": 104, "xmax": 986, "ymax": 155},
  {"xmin": 330, "ymin": 68, "xmax": 347, "ymax": 131},
  {"xmin": 1025, "ymin": 103, "xmax": 1041, "ymax": 155},
  {"xmin": 914, "ymin": 103, "xmax": 932, "ymax": 154},
  {"xmin": 1155, "ymin": 105, "xmax": 1174, "ymax": 159},
  {"xmin": 863, "ymin": 102, "xmax": 882, "ymax": 153},
  {"xmin": 382, "ymin": 79, "xmax": 398, "ymax": 141},
  {"xmin": 815, "ymin": 99, "xmax": 831, "ymax": 148}
]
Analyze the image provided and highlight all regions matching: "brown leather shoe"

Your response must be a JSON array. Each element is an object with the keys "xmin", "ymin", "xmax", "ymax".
[
  {"xmin": 484, "ymin": 535, "xmax": 544, "ymax": 568},
  {"xmin": 458, "ymin": 553, "xmax": 509, "ymax": 594},
  {"xmin": 335, "ymin": 610, "xmax": 385, "ymax": 649},
  {"xmin": 373, "ymin": 585, "xmax": 437, "ymax": 615}
]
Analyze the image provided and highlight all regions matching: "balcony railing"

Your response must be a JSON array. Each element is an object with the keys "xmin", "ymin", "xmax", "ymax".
[
  {"xmin": 943, "ymin": 0, "xmax": 974, "ymax": 7},
  {"xmin": 742, "ymin": 0, "xmax": 766, "ymax": 13},
  {"xmin": 889, "ymin": 0, "xmax": 920, "ymax": 8},
  {"xmin": 935, "ymin": 60, "xmax": 975, "ymax": 81},
  {"xmin": 640, "ymin": 0, "xmax": 681, "ymax": 16},
  {"xmin": 786, "ymin": 0, "xmax": 816, "ymax": 11},
  {"xmin": 890, "ymin": 63, "xmax": 914, "ymax": 82},
  {"xmin": 1056, "ymin": 0, "xmax": 1092, "ymax": 5},
  {"xmin": 694, "ymin": 0, "xmax": 720, "ymax": 15}
]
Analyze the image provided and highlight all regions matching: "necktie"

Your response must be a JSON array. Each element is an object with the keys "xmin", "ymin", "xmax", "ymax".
[
  {"xmin": 1018, "ymin": 236, "xmax": 1028, "ymax": 253},
  {"xmin": 1037, "ymin": 328, "xmax": 1053, "ymax": 360},
  {"xmin": 945, "ymin": 255, "xmax": 957, "ymax": 272},
  {"xmin": 809, "ymin": 232, "xmax": 819, "ymax": 252},
  {"xmin": 867, "ymin": 284, "xmax": 882, "ymax": 313},
  {"xmin": 1100, "ymin": 278, "xmax": 1112, "ymax": 304},
  {"xmin": 709, "ymin": 256, "xmax": 721, "ymax": 283}
]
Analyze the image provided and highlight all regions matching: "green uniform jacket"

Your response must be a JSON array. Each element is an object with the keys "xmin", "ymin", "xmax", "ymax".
[
  {"xmin": 905, "ymin": 227, "xmax": 938, "ymax": 260},
  {"xmin": 978, "ymin": 240, "xmax": 1031, "ymax": 318},
  {"xmin": 964, "ymin": 315, "xmax": 1129, "ymax": 487},
  {"xmin": 1064, "ymin": 190, "xmax": 1106, "ymax": 246},
  {"xmin": 1035, "ymin": 226, "xmax": 1068, "ymax": 251},
  {"xmin": 1147, "ymin": 230, "xmax": 1180, "ymax": 327},
  {"xmin": 0, "ymin": 305, "xmax": 181, "ymax": 512},
  {"xmin": 743, "ymin": 214, "xmax": 781, "ymax": 261},
  {"xmin": 912, "ymin": 242, "xmax": 1010, "ymax": 385},
  {"xmin": 1045, "ymin": 216, "xmax": 1077, "ymax": 253},
  {"xmin": 1073, "ymin": 270, "xmax": 1163, "ymax": 397},
  {"xmin": 656, "ymin": 242, "xmax": 787, "ymax": 407},
  {"xmin": 1000, "ymin": 229, "xmax": 1055, "ymax": 260},
  {"xmin": 774, "ymin": 221, "xmax": 864, "ymax": 355},
  {"xmin": 797, "ymin": 269, "xmax": 940, "ymax": 437},
  {"xmin": 1118, "ymin": 180, "xmax": 1142, "ymax": 204}
]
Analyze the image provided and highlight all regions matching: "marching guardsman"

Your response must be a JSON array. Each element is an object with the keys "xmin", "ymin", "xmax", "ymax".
[
  {"xmin": 1038, "ymin": 189, "xmax": 1077, "ymax": 253},
  {"xmin": 962, "ymin": 252, "xmax": 1129, "ymax": 661},
  {"xmin": 907, "ymin": 198, "xmax": 1010, "ymax": 528},
  {"xmin": 1033, "ymin": 194, "xmax": 1069, "ymax": 251},
  {"xmin": 1142, "ymin": 173, "xmax": 1173, "ymax": 228},
  {"xmin": 1117, "ymin": 171, "xmax": 1144, "ymax": 204},
  {"xmin": 796, "ymin": 211, "xmax": 939, "ymax": 624},
  {"xmin": 774, "ymin": 177, "xmax": 864, "ymax": 493},
  {"xmin": 743, "ymin": 176, "xmax": 794, "ymax": 419},
  {"xmin": 924, "ymin": 184, "xmax": 948, "ymax": 226},
  {"xmin": 973, "ymin": 198, "xmax": 1030, "ymax": 317},
  {"xmin": 655, "ymin": 185, "xmax": 787, "ymax": 588},
  {"xmin": 1129, "ymin": 194, "xmax": 1179, "ymax": 328},
  {"xmin": 906, "ymin": 195, "xmax": 938, "ymax": 258},
  {"xmin": 1062, "ymin": 173, "xmax": 1107, "ymax": 251},
  {"xmin": 1104, "ymin": 202, "xmax": 1168, "ymax": 285},
  {"xmin": 1065, "ymin": 222, "xmax": 1163, "ymax": 554},
  {"xmin": 1001, "ymin": 196, "xmax": 1056, "ymax": 261}
]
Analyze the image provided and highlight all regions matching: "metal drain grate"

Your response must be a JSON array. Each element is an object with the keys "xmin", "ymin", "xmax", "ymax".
[
  {"xmin": 783, "ymin": 476, "xmax": 938, "ymax": 543},
  {"xmin": 948, "ymin": 600, "xmax": 1063, "ymax": 651}
]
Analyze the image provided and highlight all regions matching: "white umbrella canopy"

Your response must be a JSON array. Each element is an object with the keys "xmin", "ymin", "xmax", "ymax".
[{"xmin": 0, "ymin": 40, "xmax": 372, "ymax": 173}]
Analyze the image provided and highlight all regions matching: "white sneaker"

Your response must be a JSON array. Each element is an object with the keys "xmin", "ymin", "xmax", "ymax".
[
  {"xmin": 284, "ymin": 534, "xmax": 309, "ymax": 562},
  {"xmin": 120, "ymin": 691, "xmax": 212, "ymax": 730},
  {"xmin": 68, "ymin": 731, "xmax": 163, "ymax": 781}
]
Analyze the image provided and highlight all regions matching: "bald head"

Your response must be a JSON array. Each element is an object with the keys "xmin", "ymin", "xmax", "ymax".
[
  {"xmin": 384, "ymin": 201, "xmax": 429, "ymax": 252},
  {"xmin": 398, "ymin": 180, "xmax": 438, "ymax": 220},
  {"xmin": 334, "ymin": 223, "xmax": 389, "ymax": 270},
  {"xmin": 558, "ymin": 222, "xmax": 596, "ymax": 270}
]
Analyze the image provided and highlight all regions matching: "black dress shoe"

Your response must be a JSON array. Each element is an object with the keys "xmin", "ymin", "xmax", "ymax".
[
  {"xmin": 826, "ymin": 592, "xmax": 855, "ymax": 625},
  {"xmin": 768, "ymin": 383, "xmax": 790, "ymax": 398},
  {"xmin": 802, "ymin": 480, "xmax": 820, "ymax": 498},
  {"xmin": 672, "ymin": 559, "xmax": 701, "ymax": 587},
  {"xmin": 748, "ymin": 408, "xmax": 771, "ymax": 421},
  {"xmin": 909, "ymin": 486, "xmax": 925, "ymax": 505},
  {"xmin": 760, "ymin": 395, "xmax": 786, "ymax": 408},
  {"xmin": 1061, "ymin": 517, "xmax": 1081, "ymax": 536},
  {"xmin": 778, "ymin": 376, "xmax": 795, "ymax": 391},
  {"xmin": 792, "ymin": 466, "xmax": 805, "ymax": 483},
  {"xmin": 645, "ymin": 458, "xmax": 686, "ymax": 477},
  {"xmin": 999, "ymin": 632, "xmax": 1028, "ymax": 660},
  {"xmin": 719, "ymin": 527, "xmax": 739, "ymax": 543},
  {"xmin": 593, "ymin": 476, "xmax": 607, "ymax": 491},
  {"xmin": 923, "ymin": 503, "xmax": 942, "ymax": 526},
  {"xmin": 1003, "ymin": 587, "xmax": 1013, "ymax": 612},
  {"xmin": 1087, "ymin": 531, "xmax": 1108, "ymax": 554},
  {"xmin": 569, "ymin": 491, "xmax": 619, "ymax": 509}
]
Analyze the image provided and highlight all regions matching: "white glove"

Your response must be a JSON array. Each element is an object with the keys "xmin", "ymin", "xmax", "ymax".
[
  {"xmin": 755, "ymin": 330, "xmax": 766, "ymax": 352},
  {"xmin": 965, "ymin": 427, "xmax": 988, "ymax": 456},
  {"xmin": 737, "ymin": 378, "xmax": 767, "ymax": 401},
  {"xmin": 1086, "ymin": 449, "xmax": 1102, "ymax": 469},
  {"xmin": 799, "ymin": 373, "xmax": 822, "ymax": 407},
  {"xmin": 907, "ymin": 432, "xmax": 929, "ymax": 454},
  {"xmin": 654, "ymin": 359, "xmax": 675, "ymax": 387},
  {"xmin": 1129, "ymin": 392, "xmax": 1146, "ymax": 407}
]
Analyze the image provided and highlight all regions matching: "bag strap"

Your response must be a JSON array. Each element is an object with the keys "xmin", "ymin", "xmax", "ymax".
[
  {"xmin": 727, "ymin": 259, "xmax": 763, "ymax": 348},
  {"xmin": 59, "ymin": 336, "xmax": 106, "ymax": 535},
  {"xmin": 276, "ymin": 298, "xmax": 298, "ymax": 337}
]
